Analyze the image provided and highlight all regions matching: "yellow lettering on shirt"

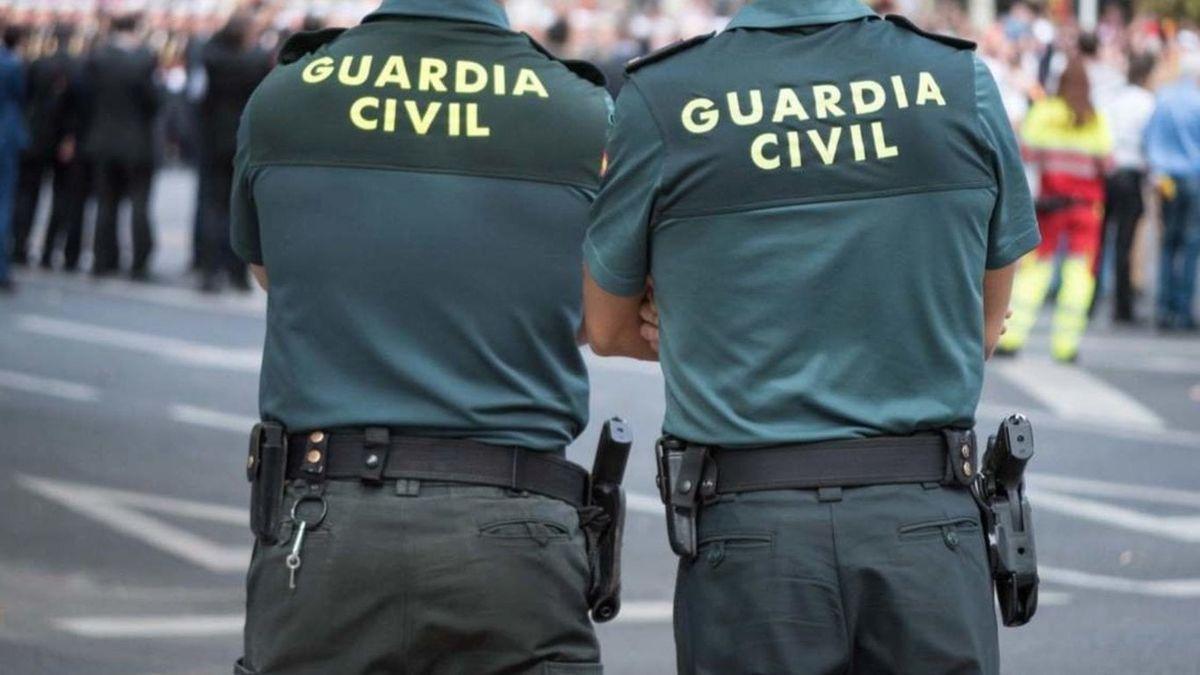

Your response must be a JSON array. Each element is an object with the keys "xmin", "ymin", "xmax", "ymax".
[
  {"xmin": 915, "ymin": 71, "xmax": 946, "ymax": 106},
  {"xmin": 301, "ymin": 53, "xmax": 557, "ymax": 138},
  {"xmin": 675, "ymin": 72, "xmax": 944, "ymax": 171}
]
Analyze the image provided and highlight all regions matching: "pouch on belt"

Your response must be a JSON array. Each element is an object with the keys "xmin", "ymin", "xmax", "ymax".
[{"xmin": 247, "ymin": 421, "xmax": 288, "ymax": 545}]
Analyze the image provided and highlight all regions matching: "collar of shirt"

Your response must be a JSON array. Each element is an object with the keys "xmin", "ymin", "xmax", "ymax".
[
  {"xmin": 364, "ymin": 0, "xmax": 510, "ymax": 30},
  {"xmin": 726, "ymin": 0, "xmax": 875, "ymax": 30}
]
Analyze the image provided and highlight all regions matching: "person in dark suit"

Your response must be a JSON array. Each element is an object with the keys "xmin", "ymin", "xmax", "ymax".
[
  {"xmin": 0, "ymin": 25, "xmax": 30, "ymax": 292},
  {"xmin": 196, "ymin": 13, "xmax": 270, "ymax": 292},
  {"xmin": 42, "ymin": 32, "xmax": 93, "ymax": 272},
  {"xmin": 11, "ymin": 24, "xmax": 82, "ymax": 270},
  {"xmin": 84, "ymin": 13, "xmax": 159, "ymax": 279}
]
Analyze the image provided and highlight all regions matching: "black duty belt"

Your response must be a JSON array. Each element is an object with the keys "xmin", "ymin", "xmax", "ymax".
[
  {"xmin": 657, "ymin": 429, "xmax": 980, "ymax": 559},
  {"xmin": 660, "ymin": 429, "xmax": 977, "ymax": 500},
  {"xmin": 285, "ymin": 428, "xmax": 589, "ymax": 508}
]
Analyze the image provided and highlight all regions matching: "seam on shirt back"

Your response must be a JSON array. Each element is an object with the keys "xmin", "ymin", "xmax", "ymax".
[
  {"xmin": 970, "ymin": 54, "xmax": 1000, "ymax": 182},
  {"xmin": 624, "ymin": 77, "xmax": 670, "ymax": 222},
  {"xmin": 658, "ymin": 180, "xmax": 996, "ymax": 223},
  {"xmin": 246, "ymin": 158, "xmax": 599, "ymax": 191}
]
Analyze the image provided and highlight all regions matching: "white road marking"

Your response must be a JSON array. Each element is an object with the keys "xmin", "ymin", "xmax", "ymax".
[
  {"xmin": 0, "ymin": 368, "xmax": 100, "ymax": 402},
  {"xmin": 1036, "ymin": 590, "xmax": 1073, "ymax": 606},
  {"xmin": 15, "ymin": 268, "xmax": 266, "ymax": 318},
  {"xmin": 976, "ymin": 403, "xmax": 1200, "ymax": 450},
  {"xmin": 582, "ymin": 349, "xmax": 662, "ymax": 376},
  {"xmin": 626, "ymin": 492, "xmax": 663, "ymax": 516},
  {"xmin": 17, "ymin": 314, "xmax": 260, "ymax": 372},
  {"xmin": 54, "ymin": 599, "xmax": 677, "ymax": 639},
  {"xmin": 17, "ymin": 474, "xmax": 249, "ymax": 573},
  {"xmin": 1033, "ymin": 489, "xmax": 1200, "ymax": 543},
  {"xmin": 55, "ymin": 614, "xmax": 245, "ymax": 639},
  {"xmin": 615, "ymin": 601, "xmax": 674, "ymax": 623},
  {"xmin": 170, "ymin": 404, "xmax": 258, "ymax": 434},
  {"xmin": 1040, "ymin": 566, "xmax": 1200, "ymax": 598},
  {"xmin": 1096, "ymin": 354, "xmax": 1200, "ymax": 377},
  {"xmin": 989, "ymin": 356, "xmax": 1165, "ymax": 430},
  {"xmin": 1031, "ymin": 473, "xmax": 1200, "ymax": 509}
]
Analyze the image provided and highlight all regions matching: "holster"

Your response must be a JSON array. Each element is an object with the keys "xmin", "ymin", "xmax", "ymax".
[
  {"xmin": 984, "ymin": 490, "xmax": 1039, "ymax": 626},
  {"xmin": 247, "ymin": 421, "xmax": 288, "ymax": 545},
  {"xmin": 973, "ymin": 414, "xmax": 1040, "ymax": 627},
  {"xmin": 585, "ymin": 419, "xmax": 633, "ymax": 623},
  {"xmin": 656, "ymin": 437, "xmax": 717, "ymax": 559}
]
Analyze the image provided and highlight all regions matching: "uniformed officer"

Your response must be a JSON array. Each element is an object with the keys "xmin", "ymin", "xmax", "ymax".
[
  {"xmin": 231, "ymin": 1, "xmax": 610, "ymax": 672},
  {"xmin": 584, "ymin": 0, "xmax": 1040, "ymax": 673}
]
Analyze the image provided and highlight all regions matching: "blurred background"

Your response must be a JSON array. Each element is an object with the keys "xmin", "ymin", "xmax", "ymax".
[{"xmin": 0, "ymin": 0, "xmax": 1199, "ymax": 673}]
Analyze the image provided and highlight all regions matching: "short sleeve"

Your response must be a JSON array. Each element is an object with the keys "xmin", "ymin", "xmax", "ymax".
[
  {"xmin": 230, "ymin": 111, "xmax": 263, "ymax": 265},
  {"xmin": 974, "ymin": 56, "xmax": 1040, "ymax": 270},
  {"xmin": 583, "ymin": 81, "xmax": 664, "ymax": 296}
]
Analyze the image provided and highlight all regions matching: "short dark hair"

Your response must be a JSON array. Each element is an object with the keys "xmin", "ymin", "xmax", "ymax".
[
  {"xmin": 1127, "ymin": 53, "xmax": 1156, "ymax": 87},
  {"xmin": 301, "ymin": 14, "xmax": 325, "ymax": 32},
  {"xmin": 111, "ymin": 13, "xmax": 142, "ymax": 34},
  {"xmin": 53, "ymin": 22, "xmax": 75, "ymax": 45},
  {"xmin": 2, "ymin": 25, "xmax": 26, "ymax": 51},
  {"xmin": 1077, "ymin": 32, "xmax": 1099, "ymax": 56}
]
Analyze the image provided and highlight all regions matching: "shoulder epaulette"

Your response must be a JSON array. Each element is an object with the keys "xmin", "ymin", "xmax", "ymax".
[
  {"xmin": 278, "ymin": 27, "xmax": 347, "ymax": 65},
  {"xmin": 885, "ymin": 15, "xmax": 975, "ymax": 51},
  {"xmin": 523, "ymin": 33, "xmax": 607, "ymax": 88},
  {"xmin": 625, "ymin": 32, "xmax": 716, "ymax": 74}
]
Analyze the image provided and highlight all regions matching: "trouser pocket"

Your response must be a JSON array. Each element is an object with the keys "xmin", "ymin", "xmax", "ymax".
[{"xmin": 897, "ymin": 516, "xmax": 980, "ymax": 550}]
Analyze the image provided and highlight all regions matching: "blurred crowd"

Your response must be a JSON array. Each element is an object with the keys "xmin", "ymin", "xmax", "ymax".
[{"xmin": 0, "ymin": 0, "xmax": 1198, "ymax": 342}]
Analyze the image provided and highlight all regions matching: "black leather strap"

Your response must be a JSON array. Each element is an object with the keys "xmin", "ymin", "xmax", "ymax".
[
  {"xmin": 708, "ymin": 431, "xmax": 973, "ymax": 493},
  {"xmin": 286, "ymin": 431, "xmax": 589, "ymax": 508}
]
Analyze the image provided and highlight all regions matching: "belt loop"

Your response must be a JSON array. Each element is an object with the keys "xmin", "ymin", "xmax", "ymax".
[
  {"xmin": 510, "ymin": 447, "xmax": 524, "ymax": 491},
  {"xmin": 817, "ymin": 486, "xmax": 843, "ymax": 502},
  {"xmin": 361, "ymin": 427, "xmax": 389, "ymax": 484},
  {"xmin": 942, "ymin": 428, "xmax": 976, "ymax": 487},
  {"xmin": 302, "ymin": 430, "xmax": 328, "ymax": 479}
]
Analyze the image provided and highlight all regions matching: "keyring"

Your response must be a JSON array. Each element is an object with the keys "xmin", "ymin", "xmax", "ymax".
[{"xmin": 290, "ymin": 494, "xmax": 328, "ymax": 528}]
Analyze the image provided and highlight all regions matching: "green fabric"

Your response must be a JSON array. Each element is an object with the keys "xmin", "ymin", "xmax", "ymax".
[
  {"xmin": 585, "ymin": 16, "xmax": 1038, "ymax": 447},
  {"xmin": 726, "ymin": 0, "xmax": 875, "ymax": 29},
  {"xmin": 233, "ymin": 12, "xmax": 610, "ymax": 449},
  {"xmin": 240, "ymin": 481, "xmax": 600, "ymax": 674},
  {"xmin": 674, "ymin": 484, "xmax": 999, "ymax": 674}
]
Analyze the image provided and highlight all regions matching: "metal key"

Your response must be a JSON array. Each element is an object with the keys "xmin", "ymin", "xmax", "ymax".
[
  {"xmin": 285, "ymin": 520, "xmax": 306, "ymax": 590},
  {"xmin": 284, "ymin": 495, "xmax": 327, "ymax": 591}
]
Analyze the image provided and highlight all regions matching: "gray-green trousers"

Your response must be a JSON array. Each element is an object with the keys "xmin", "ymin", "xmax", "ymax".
[
  {"xmin": 238, "ymin": 480, "xmax": 601, "ymax": 675},
  {"xmin": 674, "ymin": 483, "xmax": 999, "ymax": 675}
]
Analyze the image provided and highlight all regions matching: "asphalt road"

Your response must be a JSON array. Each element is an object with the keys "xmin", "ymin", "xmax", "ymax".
[{"xmin": 2, "ymin": 168, "xmax": 1200, "ymax": 674}]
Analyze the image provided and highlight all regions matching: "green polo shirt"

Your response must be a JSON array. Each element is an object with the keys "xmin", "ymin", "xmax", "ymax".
[
  {"xmin": 232, "ymin": 0, "xmax": 610, "ymax": 449},
  {"xmin": 585, "ymin": 0, "xmax": 1039, "ymax": 447}
]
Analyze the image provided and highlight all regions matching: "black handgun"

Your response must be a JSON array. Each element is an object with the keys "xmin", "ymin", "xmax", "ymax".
[
  {"xmin": 588, "ymin": 418, "xmax": 633, "ymax": 623},
  {"xmin": 974, "ymin": 414, "xmax": 1039, "ymax": 627}
]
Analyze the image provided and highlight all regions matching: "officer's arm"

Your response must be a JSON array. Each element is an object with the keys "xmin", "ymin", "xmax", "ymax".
[
  {"xmin": 250, "ymin": 264, "xmax": 268, "ymax": 291},
  {"xmin": 583, "ymin": 269, "xmax": 657, "ymax": 361},
  {"xmin": 983, "ymin": 264, "xmax": 1017, "ymax": 359},
  {"xmin": 582, "ymin": 82, "xmax": 662, "ymax": 362},
  {"xmin": 975, "ymin": 54, "xmax": 1039, "ymax": 360},
  {"xmin": 230, "ymin": 110, "xmax": 267, "ymax": 278}
]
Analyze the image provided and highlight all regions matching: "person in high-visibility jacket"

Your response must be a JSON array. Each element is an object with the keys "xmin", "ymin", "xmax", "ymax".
[{"xmin": 999, "ymin": 56, "xmax": 1113, "ymax": 362}]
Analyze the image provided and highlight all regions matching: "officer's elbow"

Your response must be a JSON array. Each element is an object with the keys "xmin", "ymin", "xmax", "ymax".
[{"xmin": 585, "ymin": 323, "xmax": 623, "ymax": 357}]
